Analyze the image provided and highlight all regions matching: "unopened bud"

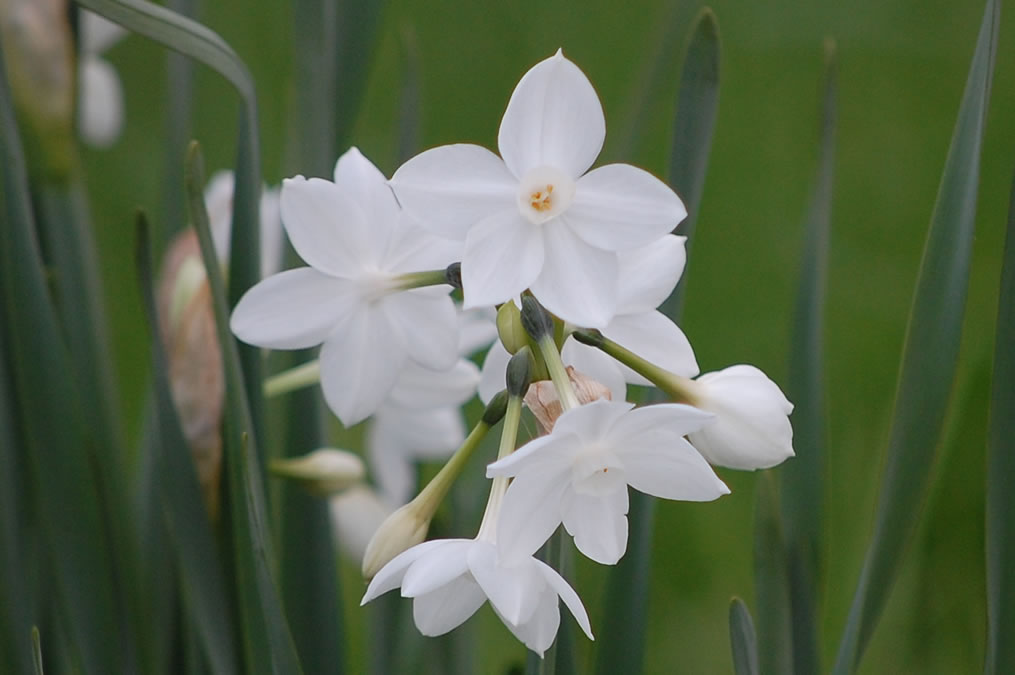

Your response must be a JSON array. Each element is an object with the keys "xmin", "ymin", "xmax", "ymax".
[
  {"xmin": 505, "ymin": 347, "xmax": 533, "ymax": 398},
  {"xmin": 157, "ymin": 228, "xmax": 223, "ymax": 520},
  {"xmin": 361, "ymin": 500, "xmax": 430, "ymax": 579},
  {"xmin": 496, "ymin": 301, "xmax": 528, "ymax": 355},
  {"xmin": 524, "ymin": 366, "xmax": 612, "ymax": 434},
  {"xmin": 482, "ymin": 390, "xmax": 509, "ymax": 426},
  {"xmin": 444, "ymin": 262, "xmax": 462, "ymax": 289},
  {"xmin": 269, "ymin": 448, "xmax": 365, "ymax": 497},
  {"xmin": 571, "ymin": 328, "xmax": 604, "ymax": 348},
  {"xmin": 520, "ymin": 295, "xmax": 553, "ymax": 341}
]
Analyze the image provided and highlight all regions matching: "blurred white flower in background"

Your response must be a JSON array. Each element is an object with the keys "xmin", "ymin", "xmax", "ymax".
[{"xmin": 77, "ymin": 10, "xmax": 126, "ymax": 148}]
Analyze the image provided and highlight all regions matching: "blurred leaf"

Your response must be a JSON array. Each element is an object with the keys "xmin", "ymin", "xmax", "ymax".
[
  {"xmin": 164, "ymin": 0, "xmax": 199, "ymax": 238},
  {"xmin": 135, "ymin": 213, "xmax": 240, "ymax": 675},
  {"xmin": 0, "ymin": 318, "xmax": 33, "ymax": 675},
  {"xmin": 333, "ymin": 0, "xmax": 388, "ymax": 152},
  {"xmin": 31, "ymin": 627, "xmax": 43, "ymax": 675},
  {"xmin": 832, "ymin": 0, "xmax": 999, "ymax": 671},
  {"xmin": 396, "ymin": 23, "xmax": 423, "ymax": 164},
  {"xmin": 985, "ymin": 169, "xmax": 1015, "ymax": 675},
  {"xmin": 729, "ymin": 598, "xmax": 760, "ymax": 675},
  {"xmin": 754, "ymin": 473, "xmax": 792, "ymax": 675},
  {"xmin": 186, "ymin": 142, "xmax": 303, "ymax": 674},
  {"xmin": 0, "ymin": 33, "xmax": 128, "ymax": 675},
  {"xmin": 77, "ymin": 0, "xmax": 266, "ymax": 454},
  {"xmin": 662, "ymin": 7, "xmax": 720, "ymax": 320},
  {"xmin": 596, "ymin": 12, "xmax": 720, "ymax": 675},
  {"xmin": 779, "ymin": 38, "xmax": 837, "ymax": 675}
]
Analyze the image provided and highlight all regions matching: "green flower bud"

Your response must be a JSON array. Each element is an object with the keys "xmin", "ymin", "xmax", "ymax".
[
  {"xmin": 520, "ymin": 295, "xmax": 553, "ymax": 341},
  {"xmin": 505, "ymin": 347, "xmax": 533, "ymax": 398},
  {"xmin": 496, "ymin": 301, "xmax": 528, "ymax": 355}
]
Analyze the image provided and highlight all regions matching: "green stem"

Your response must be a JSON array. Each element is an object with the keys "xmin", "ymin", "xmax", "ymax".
[
  {"xmin": 394, "ymin": 268, "xmax": 454, "ymax": 291},
  {"xmin": 264, "ymin": 359, "xmax": 320, "ymax": 397},
  {"xmin": 536, "ymin": 336, "xmax": 579, "ymax": 410}
]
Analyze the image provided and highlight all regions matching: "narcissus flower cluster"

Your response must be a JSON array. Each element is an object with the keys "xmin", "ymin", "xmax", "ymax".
[{"xmin": 230, "ymin": 49, "xmax": 795, "ymax": 657}]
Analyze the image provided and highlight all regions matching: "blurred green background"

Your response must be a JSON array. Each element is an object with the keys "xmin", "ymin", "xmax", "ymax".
[{"xmin": 78, "ymin": 0, "xmax": 1013, "ymax": 672}]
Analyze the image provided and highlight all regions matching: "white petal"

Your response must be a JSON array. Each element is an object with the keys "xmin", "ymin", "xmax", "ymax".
[
  {"xmin": 550, "ymin": 399, "xmax": 633, "ymax": 446},
  {"xmin": 387, "ymin": 359, "xmax": 480, "ymax": 410},
  {"xmin": 390, "ymin": 144, "xmax": 516, "ymax": 240},
  {"xmin": 384, "ymin": 291, "xmax": 459, "ymax": 371},
  {"xmin": 478, "ymin": 340, "xmax": 511, "ymax": 404},
  {"xmin": 530, "ymin": 222, "xmax": 617, "ymax": 329},
  {"xmin": 77, "ymin": 58, "xmax": 123, "ymax": 149},
  {"xmin": 623, "ymin": 436, "xmax": 730, "ymax": 501},
  {"xmin": 537, "ymin": 561, "xmax": 594, "ymax": 640},
  {"xmin": 203, "ymin": 171, "xmax": 236, "ymax": 263},
  {"xmin": 330, "ymin": 485, "xmax": 392, "ymax": 563},
  {"xmin": 604, "ymin": 311, "xmax": 699, "ymax": 383},
  {"xmin": 498, "ymin": 585, "xmax": 560, "ymax": 657},
  {"xmin": 401, "ymin": 540, "xmax": 474, "ymax": 597},
  {"xmin": 616, "ymin": 234, "xmax": 687, "ymax": 313},
  {"xmin": 568, "ymin": 164, "xmax": 686, "ymax": 251},
  {"xmin": 469, "ymin": 544, "xmax": 544, "ymax": 626},
  {"xmin": 412, "ymin": 576, "xmax": 487, "ymax": 636},
  {"xmin": 457, "ymin": 307, "xmax": 499, "ymax": 356},
  {"xmin": 318, "ymin": 304, "xmax": 406, "ymax": 426},
  {"xmin": 462, "ymin": 210, "xmax": 544, "ymax": 309},
  {"xmin": 486, "ymin": 434, "xmax": 571, "ymax": 478},
  {"xmin": 608, "ymin": 403, "xmax": 715, "ymax": 444},
  {"xmin": 497, "ymin": 50, "xmax": 605, "ymax": 180},
  {"xmin": 561, "ymin": 489, "xmax": 629, "ymax": 565},
  {"xmin": 332, "ymin": 148, "xmax": 401, "ymax": 242},
  {"xmin": 560, "ymin": 340, "xmax": 627, "ymax": 402},
  {"xmin": 280, "ymin": 176, "xmax": 377, "ymax": 276},
  {"xmin": 384, "ymin": 216, "xmax": 461, "ymax": 273},
  {"xmin": 230, "ymin": 269, "xmax": 358, "ymax": 349},
  {"xmin": 259, "ymin": 185, "xmax": 285, "ymax": 277},
  {"xmin": 496, "ymin": 465, "xmax": 571, "ymax": 562},
  {"xmin": 361, "ymin": 539, "xmax": 446, "ymax": 603}
]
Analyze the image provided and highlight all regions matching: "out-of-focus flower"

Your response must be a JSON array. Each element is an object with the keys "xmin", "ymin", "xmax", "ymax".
[
  {"xmin": 487, "ymin": 399, "xmax": 728, "ymax": 565},
  {"xmin": 330, "ymin": 485, "xmax": 394, "ymax": 563},
  {"xmin": 390, "ymin": 50, "xmax": 685, "ymax": 329},
  {"xmin": 204, "ymin": 170, "xmax": 284, "ymax": 278},
  {"xmin": 76, "ymin": 9, "xmax": 127, "ymax": 148},
  {"xmin": 685, "ymin": 365, "xmax": 795, "ymax": 470},
  {"xmin": 230, "ymin": 148, "xmax": 461, "ymax": 426}
]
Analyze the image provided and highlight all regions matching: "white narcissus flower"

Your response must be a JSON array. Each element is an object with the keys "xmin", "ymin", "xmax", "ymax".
[
  {"xmin": 686, "ymin": 365, "xmax": 795, "ymax": 470},
  {"xmin": 390, "ymin": 49, "xmax": 686, "ymax": 329},
  {"xmin": 487, "ymin": 400, "xmax": 728, "ymax": 565},
  {"xmin": 230, "ymin": 148, "xmax": 460, "ymax": 426},
  {"xmin": 361, "ymin": 538, "xmax": 593, "ymax": 656},
  {"xmin": 204, "ymin": 170, "xmax": 285, "ymax": 278}
]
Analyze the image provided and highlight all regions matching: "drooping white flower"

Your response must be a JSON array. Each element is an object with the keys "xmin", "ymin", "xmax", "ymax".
[
  {"xmin": 230, "ymin": 148, "xmax": 461, "ymax": 426},
  {"xmin": 685, "ymin": 365, "xmax": 795, "ymax": 470},
  {"xmin": 390, "ymin": 50, "xmax": 686, "ymax": 328},
  {"xmin": 330, "ymin": 484, "xmax": 394, "ymax": 564},
  {"xmin": 487, "ymin": 400, "xmax": 728, "ymax": 565},
  {"xmin": 77, "ymin": 10, "xmax": 127, "ymax": 148}
]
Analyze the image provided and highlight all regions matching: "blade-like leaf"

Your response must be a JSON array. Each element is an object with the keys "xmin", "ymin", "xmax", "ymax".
[
  {"xmin": 0, "ymin": 31, "xmax": 126, "ymax": 675},
  {"xmin": 31, "ymin": 627, "xmax": 43, "ymax": 675},
  {"xmin": 780, "ymin": 38, "xmax": 837, "ymax": 675},
  {"xmin": 985, "ymin": 169, "xmax": 1015, "ymax": 675},
  {"xmin": 662, "ymin": 7, "xmax": 720, "ymax": 320},
  {"xmin": 163, "ymin": 0, "xmax": 199, "ymax": 238},
  {"xmin": 754, "ymin": 473, "xmax": 792, "ymax": 675},
  {"xmin": 596, "ymin": 13, "xmax": 720, "ymax": 675},
  {"xmin": 135, "ymin": 213, "xmax": 240, "ymax": 675},
  {"xmin": 833, "ymin": 1, "xmax": 999, "ymax": 671},
  {"xmin": 186, "ymin": 142, "xmax": 303, "ymax": 675},
  {"xmin": 730, "ymin": 598, "xmax": 760, "ymax": 675},
  {"xmin": 76, "ymin": 0, "xmax": 266, "ymax": 454}
]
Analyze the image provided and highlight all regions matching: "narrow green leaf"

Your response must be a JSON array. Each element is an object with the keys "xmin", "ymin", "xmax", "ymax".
[
  {"xmin": 597, "ymin": 12, "xmax": 720, "ymax": 674},
  {"xmin": 0, "ymin": 322, "xmax": 33, "ymax": 675},
  {"xmin": 0, "ymin": 32, "xmax": 125, "ymax": 675},
  {"xmin": 76, "ymin": 0, "xmax": 266, "ymax": 455},
  {"xmin": 833, "ymin": 1, "xmax": 999, "ymax": 671},
  {"xmin": 754, "ymin": 473, "xmax": 792, "ymax": 675},
  {"xmin": 31, "ymin": 627, "xmax": 43, "ymax": 675},
  {"xmin": 662, "ymin": 7, "xmax": 720, "ymax": 320},
  {"xmin": 164, "ymin": 0, "xmax": 199, "ymax": 237},
  {"xmin": 186, "ymin": 142, "xmax": 303, "ymax": 675},
  {"xmin": 985, "ymin": 168, "xmax": 1015, "ymax": 675},
  {"xmin": 332, "ymin": 0, "xmax": 388, "ymax": 152},
  {"xmin": 729, "ymin": 598, "xmax": 760, "ymax": 675},
  {"xmin": 779, "ymin": 38, "xmax": 837, "ymax": 675},
  {"xmin": 135, "ymin": 213, "xmax": 240, "ymax": 675}
]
